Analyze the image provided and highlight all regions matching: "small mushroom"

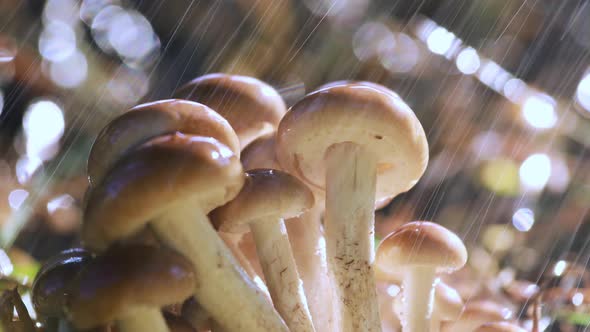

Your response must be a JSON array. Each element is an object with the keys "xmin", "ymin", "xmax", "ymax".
[
  {"xmin": 277, "ymin": 83, "xmax": 428, "ymax": 332},
  {"xmin": 210, "ymin": 169, "xmax": 316, "ymax": 332},
  {"xmin": 32, "ymin": 248, "xmax": 92, "ymax": 331},
  {"xmin": 242, "ymin": 133, "xmax": 336, "ymax": 331},
  {"xmin": 441, "ymin": 301, "xmax": 510, "ymax": 332},
  {"xmin": 175, "ymin": 73, "xmax": 287, "ymax": 148},
  {"xmin": 68, "ymin": 244, "xmax": 195, "ymax": 331},
  {"xmin": 475, "ymin": 322, "xmax": 526, "ymax": 332},
  {"xmin": 83, "ymin": 133, "xmax": 288, "ymax": 332},
  {"xmin": 392, "ymin": 281, "xmax": 463, "ymax": 332},
  {"xmin": 378, "ymin": 221, "xmax": 467, "ymax": 332}
]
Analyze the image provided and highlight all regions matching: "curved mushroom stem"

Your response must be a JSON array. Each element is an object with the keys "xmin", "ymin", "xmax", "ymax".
[
  {"xmin": 152, "ymin": 206, "xmax": 289, "ymax": 332},
  {"xmin": 325, "ymin": 142, "xmax": 381, "ymax": 332},
  {"xmin": 286, "ymin": 205, "xmax": 337, "ymax": 331},
  {"xmin": 250, "ymin": 218, "xmax": 316, "ymax": 332},
  {"xmin": 402, "ymin": 267, "xmax": 436, "ymax": 332},
  {"xmin": 116, "ymin": 307, "xmax": 169, "ymax": 332},
  {"xmin": 218, "ymin": 231, "xmax": 269, "ymax": 297}
]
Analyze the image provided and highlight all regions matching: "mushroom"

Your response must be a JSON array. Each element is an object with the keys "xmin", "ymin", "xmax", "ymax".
[
  {"xmin": 392, "ymin": 281, "xmax": 464, "ymax": 332},
  {"xmin": 174, "ymin": 73, "xmax": 287, "ymax": 149},
  {"xmin": 68, "ymin": 244, "xmax": 195, "ymax": 331},
  {"xmin": 377, "ymin": 221, "xmax": 467, "ymax": 332},
  {"xmin": 83, "ymin": 133, "xmax": 288, "ymax": 332},
  {"xmin": 475, "ymin": 322, "xmax": 526, "ymax": 332},
  {"xmin": 242, "ymin": 134, "xmax": 336, "ymax": 331},
  {"xmin": 441, "ymin": 301, "xmax": 510, "ymax": 332},
  {"xmin": 429, "ymin": 281, "xmax": 465, "ymax": 332},
  {"xmin": 276, "ymin": 83, "xmax": 428, "ymax": 331},
  {"xmin": 210, "ymin": 169, "xmax": 316, "ymax": 332},
  {"xmin": 87, "ymin": 99, "xmax": 240, "ymax": 187},
  {"xmin": 32, "ymin": 248, "xmax": 92, "ymax": 331}
]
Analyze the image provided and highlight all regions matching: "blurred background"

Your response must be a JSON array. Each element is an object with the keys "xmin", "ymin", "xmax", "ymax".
[{"xmin": 0, "ymin": 0, "xmax": 589, "ymax": 330}]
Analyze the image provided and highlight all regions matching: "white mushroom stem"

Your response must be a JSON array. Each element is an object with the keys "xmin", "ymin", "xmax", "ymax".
[
  {"xmin": 402, "ymin": 267, "xmax": 437, "ymax": 332},
  {"xmin": 151, "ymin": 205, "xmax": 289, "ymax": 332},
  {"xmin": 325, "ymin": 142, "xmax": 381, "ymax": 332},
  {"xmin": 287, "ymin": 205, "xmax": 337, "ymax": 331},
  {"xmin": 117, "ymin": 307, "xmax": 169, "ymax": 332},
  {"xmin": 218, "ymin": 231, "xmax": 270, "ymax": 297},
  {"xmin": 250, "ymin": 217, "xmax": 316, "ymax": 332}
]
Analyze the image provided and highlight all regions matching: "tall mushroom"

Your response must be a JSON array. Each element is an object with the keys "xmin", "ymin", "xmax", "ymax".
[
  {"xmin": 67, "ymin": 244, "xmax": 195, "ymax": 331},
  {"xmin": 210, "ymin": 169, "xmax": 316, "ymax": 332},
  {"xmin": 174, "ymin": 73, "xmax": 286, "ymax": 149},
  {"xmin": 83, "ymin": 133, "xmax": 288, "ymax": 331},
  {"xmin": 32, "ymin": 248, "xmax": 92, "ymax": 331},
  {"xmin": 277, "ymin": 83, "xmax": 429, "ymax": 331},
  {"xmin": 377, "ymin": 221, "xmax": 467, "ymax": 332}
]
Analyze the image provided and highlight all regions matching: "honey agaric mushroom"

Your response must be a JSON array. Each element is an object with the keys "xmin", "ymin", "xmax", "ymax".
[
  {"xmin": 68, "ymin": 244, "xmax": 195, "ymax": 331},
  {"xmin": 210, "ymin": 169, "xmax": 316, "ymax": 332},
  {"xmin": 32, "ymin": 248, "xmax": 92, "ymax": 331},
  {"xmin": 475, "ymin": 322, "xmax": 526, "ymax": 332},
  {"xmin": 441, "ymin": 301, "xmax": 510, "ymax": 332},
  {"xmin": 83, "ymin": 133, "xmax": 288, "ymax": 332},
  {"xmin": 87, "ymin": 99, "xmax": 240, "ymax": 187},
  {"xmin": 429, "ymin": 281, "xmax": 464, "ymax": 332},
  {"xmin": 175, "ymin": 73, "xmax": 287, "ymax": 149},
  {"xmin": 243, "ymin": 133, "xmax": 336, "ymax": 331},
  {"xmin": 277, "ymin": 83, "xmax": 428, "ymax": 332},
  {"xmin": 378, "ymin": 222, "xmax": 467, "ymax": 332},
  {"xmin": 392, "ymin": 281, "xmax": 464, "ymax": 332}
]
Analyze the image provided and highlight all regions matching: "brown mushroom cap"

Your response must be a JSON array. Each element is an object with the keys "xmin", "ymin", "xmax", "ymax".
[
  {"xmin": 87, "ymin": 99, "xmax": 240, "ymax": 186},
  {"xmin": 210, "ymin": 169, "xmax": 314, "ymax": 233},
  {"xmin": 240, "ymin": 133, "xmax": 281, "ymax": 170},
  {"xmin": 68, "ymin": 244, "xmax": 195, "ymax": 329},
  {"xmin": 475, "ymin": 322, "xmax": 526, "ymax": 332},
  {"xmin": 377, "ymin": 221, "xmax": 467, "ymax": 273},
  {"xmin": 434, "ymin": 281, "xmax": 464, "ymax": 321},
  {"xmin": 175, "ymin": 73, "xmax": 287, "ymax": 147},
  {"xmin": 83, "ymin": 133, "xmax": 244, "ymax": 251},
  {"xmin": 32, "ymin": 248, "xmax": 92, "ymax": 317},
  {"xmin": 276, "ymin": 83, "xmax": 428, "ymax": 202}
]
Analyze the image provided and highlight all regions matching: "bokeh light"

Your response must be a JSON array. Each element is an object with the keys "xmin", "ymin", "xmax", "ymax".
[
  {"xmin": 512, "ymin": 208, "xmax": 534, "ymax": 232},
  {"xmin": 576, "ymin": 73, "xmax": 590, "ymax": 112},
  {"xmin": 8, "ymin": 189, "xmax": 29, "ymax": 210},
  {"xmin": 49, "ymin": 50, "xmax": 88, "ymax": 88},
  {"xmin": 23, "ymin": 100, "xmax": 65, "ymax": 160},
  {"xmin": 426, "ymin": 27, "xmax": 456, "ymax": 56},
  {"xmin": 519, "ymin": 153, "xmax": 551, "ymax": 192},
  {"xmin": 455, "ymin": 47, "xmax": 480, "ymax": 75},
  {"xmin": 38, "ymin": 21, "xmax": 77, "ymax": 62},
  {"xmin": 521, "ymin": 94, "xmax": 557, "ymax": 129}
]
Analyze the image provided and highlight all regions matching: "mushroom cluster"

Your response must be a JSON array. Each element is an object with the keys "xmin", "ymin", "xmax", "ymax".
[{"xmin": 26, "ymin": 74, "xmax": 534, "ymax": 332}]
